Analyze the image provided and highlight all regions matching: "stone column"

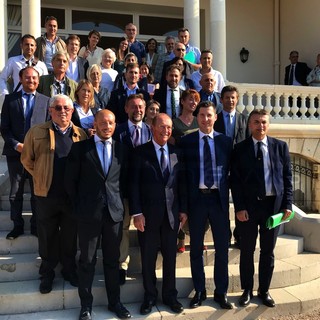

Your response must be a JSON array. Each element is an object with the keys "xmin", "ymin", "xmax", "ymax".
[
  {"xmin": 210, "ymin": 0, "xmax": 226, "ymax": 77},
  {"xmin": 22, "ymin": 0, "xmax": 41, "ymax": 38},
  {"xmin": 0, "ymin": 0, "xmax": 7, "ymax": 69},
  {"xmin": 184, "ymin": 0, "xmax": 200, "ymax": 48}
]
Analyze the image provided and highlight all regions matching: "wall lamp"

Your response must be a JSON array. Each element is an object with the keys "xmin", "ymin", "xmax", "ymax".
[{"xmin": 240, "ymin": 47, "xmax": 249, "ymax": 63}]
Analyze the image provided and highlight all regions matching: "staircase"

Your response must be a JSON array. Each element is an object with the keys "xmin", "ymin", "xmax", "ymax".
[{"xmin": 0, "ymin": 188, "xmax": 320, "ymax": 319}]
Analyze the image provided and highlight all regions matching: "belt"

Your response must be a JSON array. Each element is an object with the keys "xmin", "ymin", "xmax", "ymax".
[
  {"xmin": 257, "ymin": 195, "xmax": 276, "ymax": 201},
  {"xmin": 199, "ymin": 188, "xmax": 218, "ymax": 194}
]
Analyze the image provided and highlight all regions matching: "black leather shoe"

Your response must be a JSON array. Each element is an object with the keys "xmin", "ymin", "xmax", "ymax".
[
  {"xmin": 6, "ymin": 227, "xmax": 24, "ymax": 240},
  {"xmin": 164, "ymin": 299, "xmax": 184, "ymax": 313},
  {"xmin": 214, "ymin": 293, "xmax": 233, "ymax": 309},
  {"xmin": 108, "ymin": 302, "xmax": 131, "ymax": 319},
  {"xmin": 79, "ymin": 307, "xmax": 92, "ymax": 320},
  {"xmin": 119, "ymin": 269, "xmax": 127, "ymax": 285},
  {"xmin": 238, "ymin": 289, "xmax": 253, "ymax": 306},
  {"xmin": 62, "ymin": 271, "xmax": 79, "ymax": 287},
  {"xmin": 39, "ymin": 277, "xmax": 53, "ymax": 294},
  {"xmin": 140, "ymin": 300, "xmax": 155, "ymax": 315},
  {"xmin": 257, "ymin": 291, "xmax": 275, "ymax": 307},
  {"xmin": 189, "ymin": 290, "xmax": 207, "ymax": 308}
]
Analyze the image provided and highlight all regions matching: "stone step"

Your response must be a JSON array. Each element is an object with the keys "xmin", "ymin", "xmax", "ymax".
[
  {"xmin": 0, "ymin": 234, "xmax": 304, "ymax": 282},
  {"xmin": 0, "ymin": 211, "xmax": 33, "ymax": 231},
  {"xmin": 0, "ymin": 193, "xmax": 32, "ymax": 212},
  {"xmin": 0, "ymin": 254, "xmax": 319, "ymax": 315}
]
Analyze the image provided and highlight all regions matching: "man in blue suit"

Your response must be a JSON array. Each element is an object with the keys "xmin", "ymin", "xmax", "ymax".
[
  {"xmin": 1, "ymin": 66, "xmax": 49, "ymax": 239},
  {"xmin": 113, "ymin": 93, "xmax": 152, "ymax": 285},
  {"xmin": 230, "ymin": 109, "xmax": 292, "ymax": 308},
  {"xmin": 180, "ymin": 101, "xmax": 233, "ymax": 310}
]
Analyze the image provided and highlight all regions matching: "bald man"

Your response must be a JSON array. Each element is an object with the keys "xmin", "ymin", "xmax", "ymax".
[{"xmin": 65, "ymin": 109, "xmax": 131, "ymax": 320}]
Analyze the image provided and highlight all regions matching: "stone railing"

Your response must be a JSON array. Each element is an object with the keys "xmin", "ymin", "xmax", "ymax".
[{"xmin": 230, "ymin": 83, "xmax": 320, "ymax": 124}]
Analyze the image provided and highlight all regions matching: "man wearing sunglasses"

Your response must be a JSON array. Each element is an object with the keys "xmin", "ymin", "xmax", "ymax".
[
  {"xmin": 160, "ymin": 42, "xmax": 193, "ymax": 87},
  {"xmin": 21, "ymin": 94, "xmax": 87, "ymax": 295}
]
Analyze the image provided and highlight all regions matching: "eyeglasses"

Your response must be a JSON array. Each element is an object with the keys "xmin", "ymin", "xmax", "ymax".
[
  {"xmin": 176, "ymin": 48, "xmax": 185, "ymax": 51},
  {"xmin": 50, "ymin": 105, "xmax": 72, "ymax": 112}
]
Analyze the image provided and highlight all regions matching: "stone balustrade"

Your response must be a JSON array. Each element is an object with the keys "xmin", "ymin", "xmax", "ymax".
[{"xmin": 230, "ymin": 83, "xmax": 320, "ymax": 123}]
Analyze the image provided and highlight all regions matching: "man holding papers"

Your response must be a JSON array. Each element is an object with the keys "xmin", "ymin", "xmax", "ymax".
[{"xmin": 230, "ymin": 109, "xmax": 293, "ymax": 308}]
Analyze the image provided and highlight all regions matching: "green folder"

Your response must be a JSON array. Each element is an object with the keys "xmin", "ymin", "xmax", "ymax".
[{"xmin": 266, "ymin": 211, "xmax": 295, "ymax": 229}]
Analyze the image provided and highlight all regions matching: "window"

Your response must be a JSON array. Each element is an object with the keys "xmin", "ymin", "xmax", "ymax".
[
  {"xmin": 41, "ymin": 8, "xmax": 65, "ymax": 29},
  {"xmin": 139, "ymin": 16, "xmax": 183, "ymax": 36}
]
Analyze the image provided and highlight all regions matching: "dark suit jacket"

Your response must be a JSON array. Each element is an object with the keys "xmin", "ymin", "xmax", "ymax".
[
  {"xmin": 71, "ymin": 105, "xmax": 100, "ymax": 133},
  {"xmin": 1, "ymin": 91, "xmax": 50, "ymax": 156},
  {"xmin": 129, "ymin": 141, "xmax": 182, "ymax": 230},
  {"xmin": 65, "ymin": 137, "xmax": 128, "ymax": 223},
  {"xmin": 37, "ymin": 74, "xmax": 78, "ymax": 100},
  {"xmin": 180, "ymin": 131, "xmax": 232, "ymax": 214},
  {"xmin": 199, "ymin": 89, "xmax": 223, "ymax": 113},
  {"xmin": 113, "ymin": 121, "xmax": 152, "ymax": 149},
  {"xmin": 107, "ymin": 87, "xmax": 150, "ymax": 124},
  {"xmin": 214, "ymin": 111, "xmax": 250, "ymax": 145},
  {"xmin": 230, "ymin": 136, "xmax": 293, "ymax": 215},
  {"xmin": 284, "ymin": 62, "xmax": 311, "ymax": 86},
  {"xmin": 153, "ymin": 87, "xmax": 184, "ymax": 114}
]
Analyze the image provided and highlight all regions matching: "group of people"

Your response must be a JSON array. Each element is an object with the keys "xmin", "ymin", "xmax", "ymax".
[{"xmin": 0, "ymin": 15, "xmax": 293, "ymax": 320}]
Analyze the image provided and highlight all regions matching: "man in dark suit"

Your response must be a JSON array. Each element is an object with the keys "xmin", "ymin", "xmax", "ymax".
[
  {"xmin": 214, "ymin": 85, "xmax": 250, "ymax": 248},
  {"xmin": 199, "ymin": 73, "xmax": 222, "ymax": 113},
  {"xmin": 180, "ymin": 101, "xmax": 233, "ymax": 310},
  {"xmin": 284, "ymin": 51, "xmax": 311, "ymax": 86},
  {"xmin": 107, "ymin": 63, "xmax": 150, "ymax": 123},
  {"xmin": 129, "ymin": 113, "xmax": 186, "ymax": 315},
  {"xmin": 37, "ymin": 51, "xmax": 77, "ymax": 100},
  {"xmin": 153, "ymin": 65, "xmax": 184, "ymax": 118},
  {"xmin": 230, "ymin": 109, "xmax": 293, "ymax": 308},
  {"xmin": 66, "ymin": 35, "xmax": 89, "ymax": 82},
  {"xmin": 1, "ymin": 66, "xmax": 50, "ymax": 239},
  {"xmin": 65, "ymin": 109, "xmax": 131, "ymax": 320},
  {"xmin": 113, "ymin": 94, "xmax": 152, "ymax": 285}
]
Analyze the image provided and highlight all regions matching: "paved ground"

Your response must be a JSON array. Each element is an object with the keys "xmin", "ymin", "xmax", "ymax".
[{"xmin": 265, "ymin": 308, "xmax": 320, "ymax": 319}]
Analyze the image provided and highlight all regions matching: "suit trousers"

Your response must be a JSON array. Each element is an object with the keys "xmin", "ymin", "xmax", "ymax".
[
  {"xmin": 78, "ymin": 210, "xmax": 122, "ymax": 308},
  {"xmin": 6, "ymin": 155, "xmax": 36, "ymax": 229},
  {"xmin": 36, "ymin": 196, "xmax": 77, "ymax": 279},
  {"xmin": 119, "ymin": 199, "xmax": 130, "ymax": 270},
  {"xmin": 238, "ymin": 196, "xmax": 279, "ymax": 292},
  {"xmin": 189, "ymin": 190, "xmax": 230, "ymax": 294},
  {"xmin": 138, "ymin": 212, "xmax": 178, "ymax": 303}
]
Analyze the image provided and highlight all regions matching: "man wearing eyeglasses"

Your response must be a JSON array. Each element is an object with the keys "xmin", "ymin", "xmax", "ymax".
[
  {"xmin": 160, "ymin": 42, "xmax": 193, "ymax": 87},
  {"xmin": 284, "ymin": 51, "xmax": 311, "ymax": 86},
  {"xmin": 21, "ymin": 94, "xmax": 87, "ymax": 295}
]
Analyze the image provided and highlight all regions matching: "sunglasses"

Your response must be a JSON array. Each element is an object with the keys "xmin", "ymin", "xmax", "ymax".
[
  {"xmin": 50, "ymin": 105, "xmax": 72, "ymax": 112},
  {"xmin": 176, "ymin": 48, "xmax": 185, "ymax": 51}
]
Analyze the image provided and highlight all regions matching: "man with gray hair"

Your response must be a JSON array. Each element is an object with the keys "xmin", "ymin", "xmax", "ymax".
[
  {"xmin": 154, "ymin": 36, "xmax": 175, "ymax": 82},
  {"xmin": 37, "ymin": 51, "xmax": 77, "ymax": 100},
  {"xmin": 21, "ymin": 94, "xmax": 87, "ymax": 294}
]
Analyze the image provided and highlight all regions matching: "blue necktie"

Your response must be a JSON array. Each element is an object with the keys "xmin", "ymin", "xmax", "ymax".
[
  {"xmin": 160, "ymin": 147, "xmax": 170, "ymax": 185},
  {"xmin": 24, "ymin": 93, "xmax": 33, "ymax": 132},
  {"xmin": 256, "ymin": 141, "xmax": 266, "ymax": 198},
  {"xmin": 203, "ymin": 136, "xmax": 214, "ymax": 188}
]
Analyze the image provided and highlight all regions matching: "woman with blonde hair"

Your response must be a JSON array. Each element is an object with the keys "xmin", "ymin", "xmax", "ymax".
[
  {"xmin": 72, "ymin": 79, "xmax": 100, "ymax": 137},
  {"xmin": 87, "ymin": 64, "xmax": 110, "ymax": 109}
]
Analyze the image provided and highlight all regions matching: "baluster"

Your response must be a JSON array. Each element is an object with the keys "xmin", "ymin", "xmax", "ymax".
[
  {"xmin": 246, "ymin": 92, "xmax": 254, "ymax": 114},
  {"xmin": 237, "ymin": 91, "xmax": 245, "ymax": 114},
  {"xmin": 291, "ymin": 94, "xmax": 299, "ymax": 119},
  {"xmin": 282, "ymin": 94, "xmax": 291, "ymax": 119},
  {"xmin": 308, "ymin": 94, "xmax": 317, "ymax": 119},
  {"xmin": 300, "ymin": 94, "xmax": 308, "ymax": 119},
  {"xmin": 256, "ymin": 92, "xmax": 263, "ymax": 108},
  {"xmin": 273, "ymin": 93, "xmax": 281, "ymax": 118},
  {"xmin": 264, "ymin": 93, "xmax": 272, "ymax": 116}
]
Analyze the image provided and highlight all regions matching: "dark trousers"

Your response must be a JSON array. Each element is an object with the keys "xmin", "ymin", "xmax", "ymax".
[
  {"xmin": 78, "ymin": 211, "xmax": 122, "ymax": 308},
  {"xmin": 189, "ymin": 190, "xmax": 229, "ymax": 294},
  {"xmin": 238, "ymin": 196, "xmax": 279, "ymax": 292},
  {"xmin": 138, "ymin": 212, "xmax": 178, "ymax": 303},
  {"xmin": 6, "ymin": 155, "xmax": 36, "ymax": 229},
  {"xmin": 36, "ymin": 196, "xmax": 77, "ymax": 279}
]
